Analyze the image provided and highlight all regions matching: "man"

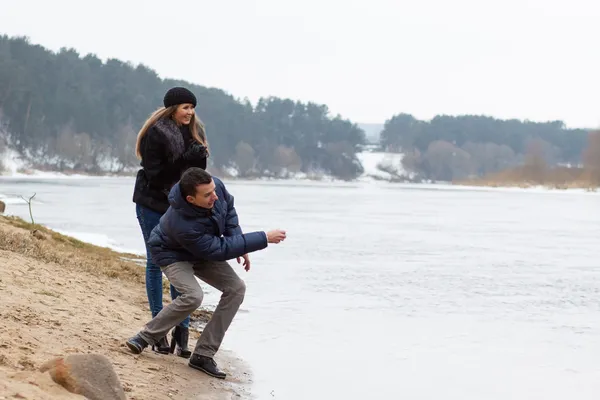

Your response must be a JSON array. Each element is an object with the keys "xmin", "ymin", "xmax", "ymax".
[{"xmin": 126, "ymin": 167, "xmax": 286, "ymax": 379}]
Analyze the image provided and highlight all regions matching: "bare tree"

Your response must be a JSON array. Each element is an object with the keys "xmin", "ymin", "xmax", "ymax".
[
  {"xmin": 583, "ymin": 130, "xmax": 600, "ymax": 185},
  {"xmin": 522, "ymin": 138, "xmax": 553, "ymax": 181},
  {"xmin": 271, "ymin": 145, "xmax": 302, "ymax": 177},
  {"xmin": 52, "ymin": 123, "xmax": 99, "ymax": 171},
  {"xmin": 401, "ymin": 148, "xmax": 423, "ymax": 175},
  {"xmin": 234, "ymin": 141, "xmax": 257, "ymax": 177},
  {"xmin": 0, "ymin": 108, "xmax": 7, "ymax": 173},
  {"xmin": 19, "ymin": 193, "xmax": 36, "ymax": 224},
  {"xmin": 462, "ymin": 142, "xmax": 517, "ymax": 175},
  {"xmin": 424, "ymin": 140, "xmax": 473, "ymax": 181},
  {"xmin": 111, "ymin": 121, "xmax": 139, "ymax": 171}
]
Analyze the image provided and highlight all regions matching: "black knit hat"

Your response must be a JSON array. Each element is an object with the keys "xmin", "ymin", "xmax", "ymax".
[{"xmin": 163, "ymin": 87, "xmax": 197, "ymax": 108}]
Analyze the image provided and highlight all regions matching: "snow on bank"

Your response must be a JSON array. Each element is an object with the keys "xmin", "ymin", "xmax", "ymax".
[
  {"xmin": 1, "ymin": 171, "xmax": 130, "ymax": 179},
  {"xmin": 218, "ymin": 149, "xmax": 410, "ymax": 183},
  {"xmin": 2, "ymin": 141, "xmax": 413, "ymax": 183},
  {"xmin": 52, "ymin": 228, "xmax": 141, "ymax": 255},
  {"xmin": 0, "ymin": 152, "xmax": 409, "ymax": 183},
  {"xmin": 0, "ymin": 146, "xmax": 136, "ymax": 179},
  {"xmin": 0, "ymin": 147, "xmax": 25, "ymax": 175},
  {"xmin": 356, "ymin": 151, "xmax": 409, "ymax": 181},
  {"xmin": 449, "ymin": 183, "xmax": 599, "ymax": 195}
]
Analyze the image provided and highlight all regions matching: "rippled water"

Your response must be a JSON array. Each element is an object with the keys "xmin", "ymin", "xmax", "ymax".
[{"xmin": 1, "ymin": 177, "xmax": 599, "ymax": 399}]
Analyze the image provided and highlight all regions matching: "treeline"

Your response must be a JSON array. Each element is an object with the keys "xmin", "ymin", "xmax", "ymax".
[
  {"xmin": 0, "ymin": 35, "xmax": 365, "ymax": 179},
  {"xmin": 1, "ymin": 34, "xmax": 595, "ymax": 183},
  {"xmin": 456, "ymin": 131, "xmax": 600, "ymax": 189},
  {"xmin": 380, "ymin": 113, "xmax": 591, "ymax": 181}
]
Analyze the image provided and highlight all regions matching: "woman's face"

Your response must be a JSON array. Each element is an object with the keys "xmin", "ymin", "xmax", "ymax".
[{"xmin": 173, "ymin": 104, "xmax": 195, "ymax": 125}]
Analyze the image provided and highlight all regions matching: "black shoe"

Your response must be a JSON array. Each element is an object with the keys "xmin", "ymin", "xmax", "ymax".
[
  {"xmin": 152, "ymin": 336, "xmax": 170, "ymax": 355},
  {"xmin": 126, "ymin": 334, "xmax": 149, "ymax": 354},
  {"xmin": 188, "ymin": 354, "xmax": 226, "ymax": 379},
  {"xmin": 170, "ymin": 326, "xmax": 192, "ymax": 359}
]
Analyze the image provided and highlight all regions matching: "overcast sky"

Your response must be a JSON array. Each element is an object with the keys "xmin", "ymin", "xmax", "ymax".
[{"xmin": 1, "ymin": 0, "xmax": 599, "ymax": 128}]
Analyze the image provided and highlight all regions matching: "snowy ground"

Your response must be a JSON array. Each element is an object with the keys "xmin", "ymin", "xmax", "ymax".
[
  {"xmin": 0, "ymin": 147, "xmax": 133, "ymax": 179},
  {"xmin": 0, "ymin": 146, "xmax": 409, "ymax": 183},
  {"xmin": 1, "ymin": 147, "xmax": 25, "ymax": 175},
  {"xmin": 356, "ymin": 151, "xmax": 407, "ymax": 181}
]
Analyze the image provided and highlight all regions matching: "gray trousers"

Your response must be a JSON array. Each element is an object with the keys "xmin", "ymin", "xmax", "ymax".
[{"xmin": 139, "ymin": 260, "xmax": 246, "ymax": 357}]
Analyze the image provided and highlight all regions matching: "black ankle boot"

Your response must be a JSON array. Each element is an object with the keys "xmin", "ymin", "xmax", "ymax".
[
  {"xmin": 152, "ymin": 336, "xmax": 170, "ymax": 355},
  {"xmin": 170, "ymin": 326, "xmax": 192, "ymax": 359},
  {"xmin": 188, "ymin": 354, "xmax": 226, "ymax": 379},
  {"xmin": 126, "ymin": 334, "xmax": 148, "ymax": 354}
]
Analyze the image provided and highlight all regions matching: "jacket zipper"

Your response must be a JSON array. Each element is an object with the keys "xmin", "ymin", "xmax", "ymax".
[{"xmin": 207, "ymin": 209, "xmax": 222, "ymax": 236}]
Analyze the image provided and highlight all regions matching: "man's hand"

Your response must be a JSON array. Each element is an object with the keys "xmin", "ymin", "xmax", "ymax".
[
  {"xmin": 237, "ymin": 254, "xmax": 251, "ymax": 271},
  {"xmin": 266, "ymin": 229, "xmax": 287, "ymax": 244}
]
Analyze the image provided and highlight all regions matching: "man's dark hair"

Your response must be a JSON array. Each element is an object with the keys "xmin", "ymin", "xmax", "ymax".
[{"xmin": 180, "ymin": 167, "xmax": 212, "ymax": 197}]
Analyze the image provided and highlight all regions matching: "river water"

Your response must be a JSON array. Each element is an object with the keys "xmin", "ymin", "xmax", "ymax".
[{"xmin": 1, "ymin": 176, "xmax": 599, "ymax": 399}]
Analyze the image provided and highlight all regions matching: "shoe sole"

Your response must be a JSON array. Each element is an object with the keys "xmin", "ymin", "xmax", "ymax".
[
  {"xmin": 126, "ymin": 341, "xmax": 143, "ymax": 354},
  {"xmin": 188, "ymin": 362, "xmax": 226, "ymax": 379}
]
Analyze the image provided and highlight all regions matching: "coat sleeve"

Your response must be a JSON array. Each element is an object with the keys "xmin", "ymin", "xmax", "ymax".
[
  {"xmin": 222, "ymin": 185, "xmax": 243, "ymax": 237},
  {"xmin": 185, "ymin": 150, "xmax": 207, "ymax": 170},
  {"xmin": 142, "ymin": 128, "xmax": 174, "ymax": 183},
  {"xmin": 178, "ymin": 227, "xmax": 267, "ymax": 261}
]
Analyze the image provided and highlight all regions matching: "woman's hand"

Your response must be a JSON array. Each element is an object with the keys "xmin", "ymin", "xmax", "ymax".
[{"xmin": 183, "ymin": 143, "xmax": 208, "ymax": 164}]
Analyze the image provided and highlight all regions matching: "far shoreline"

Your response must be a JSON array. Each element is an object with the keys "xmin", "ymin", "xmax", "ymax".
[{"xmin": 2, "ymin": 170, "xmax": 599, "ymax": 194}]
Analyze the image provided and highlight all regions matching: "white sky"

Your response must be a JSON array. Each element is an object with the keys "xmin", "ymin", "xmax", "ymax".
[{"xmin": 1, "ymin": 0, "xmax": 599, "ymax": 128}]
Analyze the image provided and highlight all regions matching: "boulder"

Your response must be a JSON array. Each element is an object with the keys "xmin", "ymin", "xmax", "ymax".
[
  {"xmin": 0, "ymin": 200, "xmax": 5, "ymax": 213},
  {"xmin": 31, "ymin": 229, "xmax": 48, "ymax": 240},
  {"xmin": 39, "ymin": 354, "xmax": 126, "ymax": 400}
]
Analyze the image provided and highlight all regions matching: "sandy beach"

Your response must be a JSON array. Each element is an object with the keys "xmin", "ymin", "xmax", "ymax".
[{"xmin": 0, "ymin": 215, "xmax": 251, "ymax": 400}]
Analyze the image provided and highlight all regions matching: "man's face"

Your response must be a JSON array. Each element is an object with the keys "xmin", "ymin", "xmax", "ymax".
[{"xmin": 186, "ymin": 179, "xmax": 219, "ymax": 209}]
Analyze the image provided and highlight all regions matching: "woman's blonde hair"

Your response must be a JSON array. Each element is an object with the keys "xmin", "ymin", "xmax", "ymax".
[{"xmin": 135, "ymin": 106, "xmax": 208, "ymax": 159}]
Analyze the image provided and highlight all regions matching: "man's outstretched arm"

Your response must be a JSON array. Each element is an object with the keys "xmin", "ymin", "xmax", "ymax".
[{"xmin": 179, "ymin": 229, "xmax": 267, "ymax": 261}]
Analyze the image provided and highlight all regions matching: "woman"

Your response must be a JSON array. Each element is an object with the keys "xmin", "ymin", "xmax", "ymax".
[{"xmin": 132, "ymin": 87, "xmax": 208, "ymax": 358}]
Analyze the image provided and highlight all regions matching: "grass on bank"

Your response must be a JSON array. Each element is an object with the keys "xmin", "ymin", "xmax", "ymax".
[
  {"xmin": 0, "ymin": 215, "xmax": 145, "ymax": 283},
  {"xmin": 0, "ymin": 215, "xmax": 213, "ymax": 322},
  {"xmin": 454, "ymin": 165, "xmax": 600, "ymax": 191}
]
